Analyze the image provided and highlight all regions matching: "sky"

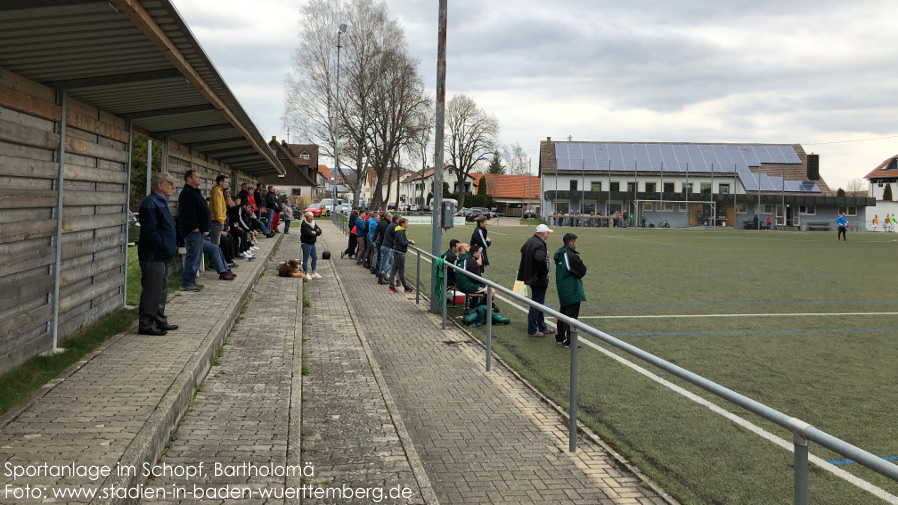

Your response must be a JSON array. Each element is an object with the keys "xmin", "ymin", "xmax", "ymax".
[{"xmin": 171, "ymin": 0, "xmax": 898, "ymax": 190}]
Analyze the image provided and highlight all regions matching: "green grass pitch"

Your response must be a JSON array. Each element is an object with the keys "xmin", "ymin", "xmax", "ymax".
[{"xmin": 399, "ymin": 222, "xmax": 898, "ymax": 505}]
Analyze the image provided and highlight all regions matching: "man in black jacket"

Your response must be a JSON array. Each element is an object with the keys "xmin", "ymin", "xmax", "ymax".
[
  {"xmin": 371, "ymin": 212, "xmax": 390, "ymax": 275},
  {"xmin": 179, "ymin": 170, "xmax": 236, "ymax": 291},
  {"xmin": 441, "ymin": 239, "xmax": 460, "ymax": 287},
  {"xmin": 517, "ymin": 224, "xmax": 555, "ymax": 337},
  {"xmin": 253, "ymin": 184, "xmax": 265, "ymax": 220},
  {"xmin": 342, "ymin": 208, "xmax": 358, "ymax": 259}
]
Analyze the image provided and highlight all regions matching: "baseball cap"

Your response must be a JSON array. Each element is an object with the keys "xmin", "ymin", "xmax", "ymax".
[
  {"xmin": 535, "ymin": 224, "xmax": 553, "ymax": 234},
  {"xmin": 151, "ymin": 172, "xmax": 177, "ymax": 185}
]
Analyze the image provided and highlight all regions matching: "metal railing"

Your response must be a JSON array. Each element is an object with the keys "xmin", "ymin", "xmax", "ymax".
[{"xmin": 403, "ymin": 243, "xmax": 898, "ymax": 505}]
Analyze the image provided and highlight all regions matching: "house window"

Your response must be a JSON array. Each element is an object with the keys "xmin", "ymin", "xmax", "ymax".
[
  {"xmin": 583, "ymin": 202, "xmax": 596, "ymax": 214},
  {"xmin": 719, "ymin": 184, "xmax": 730, "ymax": 194},
  {"xmin": 570, "ymin": 180, "xmax": 578, "ymax": 192},
  {"xmin": 799, "ymin": 205, "xmax": 816, "ymax": 215},
  {"xmin": 643, "ymin": 202, "xmax": 654, "ymax": 211},
  {"xmin": 626, "ymin": 182, "xmax": 636, "ymax": 193},
  {"xmin": 645, "ymin": 182, "xmax": 657, "ymax": 193},
  {"xmin": 761, "ymin": 204, "xmax": 775, "ymax": 214},
  {"xmin": 838, "ymin": 206, "xmax": 857, "ymax": 216},
  {"xmin": 555, "ymin": 202, "xmax": 569, "ymax": 214},
  {"xmin": 291, "ymin": 189, "xmax": 301, "ymax": 196},
  {"xmin": 684, "ymin": 183, "xmax": 693, "ymax": 193},
  {"xmin": 609, "ymin": 182, "xmax": 620, "ymax": 192},
  {"xmin": 662, "ymin": 202, "xmax": 674, "ymax": 212},
  {"xmin": 700, "ymin": 182, "xmax": 712, "ymax": 194},
  {"xmin": 664, "ymin": 182, "xmax": 675, "ymax": 193},
  {"xmin": 736, "ymin": 203, "xmax": 747, "ymax": 213},
  {"xmin": 590, "ymin": 181, "xmax": 602, "ymax": 192},
  {"xmin": 300, "ymin": 151, "xmax": 310, "ymax": 160}
]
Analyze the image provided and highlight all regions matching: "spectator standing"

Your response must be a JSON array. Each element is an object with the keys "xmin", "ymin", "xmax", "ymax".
[
  {"xmin": 517, "ymin": 224, "xmax": 555, "ymax": 338},
  {"xmin": 237, "ymin": 182, "xmax": 250, "ymax": 204},
  {"xmin": 553, "ymin": 233, "xmax": 587, "ymax": 347},
  {"xmin": 342, "ymin": 208, "xmax": 358, "ymax": 259},
  {"xmin": 872, "ymin": 214, "xmax": 878, "ymax": 231},
  {"xmin": 355, "ymin": 211, "xmax": 368, "ymax": 266},
  {"xmin": 265, "ymin": 185, "xmax": 280, "ymax": 233},
  {"xmin": 178, "ymin": 169, "xmax": 236, "ymax": 291},
  {"xmin": 253, "ymin": 184, "xmax": 265, "ymax": 220},
  {"xmin": 471, "ymin": 215, "xmax": 491, "ymax": 270},
  {"xmin": 209, "ymin": 175, "xmax": 228, "ymax": 246},
  {"xmin": 378, "ymin": 214, "xmax": 399, "ymax": 284},
  {"xmin": 388, "ymin": 217, "xmax": 416, "ymax": 293},
  {"xmin": 282, "ymin": 202, "xmax": 294, "ymax": 234},
  {"xmin": 300, "ymin": 211, "xmax": 323, "ymax": 278},
  {"xmin": 766, "ymin": 215, "xmax": 772, "ymax": 230},
  {"xmin": 371, "ymin": 212, "xmax": 390, "ymax": 276},
  {"xmin": 137, "ymin": 172, "xmax": 179, "ymax": 336}
]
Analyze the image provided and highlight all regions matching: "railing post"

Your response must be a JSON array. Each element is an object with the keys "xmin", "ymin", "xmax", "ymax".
[
  {"xmin": 569, "ymin": 327, "xmax": 578, "ymax": 452},
  {"xmin": 441, "ymin": 261, "xmax": 448, "ymax": 330},
  {"xmin": 485, "ymin": 287, "xmax": 492, "ymax": 372},
  {"xmin": 416, "ymin": 249, "xmax": 421, "ymax": 304},
  {"xmin": 793, "ymin": 430, "xmax": 809, "ymax": 505}
]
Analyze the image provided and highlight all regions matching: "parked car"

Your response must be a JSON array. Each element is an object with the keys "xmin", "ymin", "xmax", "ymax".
[
  {"xmin": 467, "ymin": 207, "xmax": 490, "ymax": 221},
  {"xmin": 422, "ymin": 206, "xmax": 432, "ymax": 213},
  {"xmin": 127, "ymin": 210, "xmax": 140, "ymax": 244},
  {"xmin": 320, "ymin": 198, "xmax": 342, "ymax": 210},
  {"xmin": 305, "ymin": 203, "xmax": 328, "ymax": 217},
  {"xmin": 408, "ymin": 204, "xmax": 419, "ymax": 212},
  {"xmin": 337, "ymin": 203, "xmax": 352, "ymax": 215},
  {"xmin": 522, "ymin": 210, "xmax": 538, "ymax": 219},
  {"xmin": 455, "ymin": 207, "xmax": 469, "ymax": 217}
]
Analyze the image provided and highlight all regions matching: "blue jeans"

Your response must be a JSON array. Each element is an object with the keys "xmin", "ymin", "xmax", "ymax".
[
  {"xmin": 284, "ymin": 220, "xmax": 291, "ymax": 233},
  {"xmin": 301, "ymin": 243, "xmax": 317, "ymax": 273},
  {"xmin": 266, "ymin": 209, "xmax": 275, "ymax": 231},
  {"xmin": 182, "ymin": 231, "xmax": 204, "ymax": 286},
  {"xmin": 527, "ymin": 284, "xmax": 548, "ymax": 335},
  {"xmin": 378, "ymin": 245, "xmax": 393, "ymax": 275},
  {"xmin": 202, "ymin": 238, "xmax": 228, "ymax": 274}
]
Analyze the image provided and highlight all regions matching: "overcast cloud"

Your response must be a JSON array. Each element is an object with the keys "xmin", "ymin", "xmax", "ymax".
[{"xmin": 171, "ymin": 0, "xmax": 898, "ymax": 189}]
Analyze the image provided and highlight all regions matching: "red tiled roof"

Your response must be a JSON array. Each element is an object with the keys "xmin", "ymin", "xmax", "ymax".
[
  {"xmin": 864, "ymin": 155, "xmax": 898, "ymax": 180},
  {"xmin": 470, "ymin": 173, "xmax": 541, "ymax": 199},
  {"xmin": 318, "ymin": 165, "xmax": 332, "ymax": 180}
]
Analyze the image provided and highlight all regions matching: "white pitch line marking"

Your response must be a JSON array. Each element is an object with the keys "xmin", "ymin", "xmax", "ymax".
[
  {"xmin": 415, "ymin": 250, "xmax": 898, "ymax": 503},
  {"xmin": 552, "ymin": 312, "xmax": 898, "ymax": 320}
]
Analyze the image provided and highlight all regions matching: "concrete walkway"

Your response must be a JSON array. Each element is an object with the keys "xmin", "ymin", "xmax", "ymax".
[{"xmin": 318, "ymin": 224, "xmax": 672, "ymax": 505}]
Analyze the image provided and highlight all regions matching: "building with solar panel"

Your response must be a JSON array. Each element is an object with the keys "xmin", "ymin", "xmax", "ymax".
[{"xmin": 538, "ymin": 138, "xmax": 874, "ymax": 230}]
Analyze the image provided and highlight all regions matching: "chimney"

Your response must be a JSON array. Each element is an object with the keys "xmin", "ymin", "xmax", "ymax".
[
  {"xmin": 807, "ymin": 154, "xmax": 820, "ymax": 181},
  {"xmin": 271, "ymin": 136, "xmax": 277, "ymax": 142},
  {"xmin": 547, "ymin": 137, "xmax": 551, "ymax": 143}
]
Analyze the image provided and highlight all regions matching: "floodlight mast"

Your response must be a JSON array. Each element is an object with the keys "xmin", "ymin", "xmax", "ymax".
[{"xmin": 430, "ymin": 0, "xmax": 447, "ymax": 313}]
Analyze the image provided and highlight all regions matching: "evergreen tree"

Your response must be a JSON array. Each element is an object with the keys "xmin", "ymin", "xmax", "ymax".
[
  {"xmin": 837, "ymin": 188, "xmax": 846, "ymax": 197},
  {"xmin": 477, "ymin": 176, "xmax": 488, "ymax": 196},
  {"xmin": 883, "ymin": 183, "xmax": 894, "ymax": 201},
  {"xmin": 486, "ymin": 152, "xmax": 505, "ymax": 174}
]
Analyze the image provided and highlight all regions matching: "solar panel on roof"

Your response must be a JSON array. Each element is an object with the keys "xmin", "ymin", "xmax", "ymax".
[
  {"xmin": 799, "ymin": 181, "xmax": 820, "ymax": 193},
  {"xmin": 737, "ymin": 166, "xmax": 760, "ymax": 191},
  {"xmin": 784, "ymin": 181, "xmax": 803, "ymax": 192},
  {"xmin": 759, "ymin": 174, "xmax": 778, "ymax": 191}
]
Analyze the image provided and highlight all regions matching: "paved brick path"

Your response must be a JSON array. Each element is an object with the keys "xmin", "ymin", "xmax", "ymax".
[
  {"xmin": 142, "ymin": 230, "xmax": 433, "ymax": 505},
  {"xmin": 0, "ymin": 235, "xmax": 281, "ymax": 504},
  {"xmin": 319, "ymin": 224, "xmax": 671, "ymax": 505}
]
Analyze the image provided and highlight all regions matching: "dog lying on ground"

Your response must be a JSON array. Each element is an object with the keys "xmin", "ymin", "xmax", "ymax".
[{"xmin": 278, "ymin": 259, "xmax": 308, "ymax": 279}]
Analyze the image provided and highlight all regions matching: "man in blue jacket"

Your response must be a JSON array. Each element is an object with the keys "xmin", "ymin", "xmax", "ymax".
[{"xmin": 137, "ymin": 173, "xmax": 179, "ymax": 336}]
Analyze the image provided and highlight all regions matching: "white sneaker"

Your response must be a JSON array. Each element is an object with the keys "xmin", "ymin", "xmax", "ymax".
[
  {"xmin": 311, "ymin": 273, "xmax": 322, "ymax": 279},
  {"xmin": 304, "ymin": 272, "xmax": 313, "ymax": 279},
  {"xmin": 251, "ymin": 246, "xmax": 259, "ymax": 251}
]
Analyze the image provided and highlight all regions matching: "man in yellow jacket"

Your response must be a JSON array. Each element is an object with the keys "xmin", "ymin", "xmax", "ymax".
[{"xmin": 209, "ymin": 174, "xmax": 228, "ymax": 246}]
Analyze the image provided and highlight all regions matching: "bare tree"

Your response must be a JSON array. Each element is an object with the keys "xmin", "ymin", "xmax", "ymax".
[
  {"xmin": 503, "ymin": 142, "xmax": 530, "ymax": 175},
  {"xmin": 846, "ymin": 178, "xmax": 867, "ymax": 196},
  {"xmin": 365, "ymin": 40, "xmax": 429, "ymax": 211},
  {"xmin": 444, "ymin": 94, "xmax": 500, "ymax": 209},
  {"xmin": 405, "ymin": 97, "xmax": 435, "ymax": 207}
]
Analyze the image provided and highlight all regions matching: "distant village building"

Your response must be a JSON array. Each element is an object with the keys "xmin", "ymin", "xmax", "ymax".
[
  {"xmin": 470, "ymin": 173, "xmax": 541, "ymax": 217},
  {"xmin": 401, "ymin": 167, "xmax": 472, "ymax": 208},
  {"xmin": 269, "ymin": 137, "xmax": 318, "ymax": 202},
  {"xmin": 539, "ymin": 138, "xmax": 874, "ymax": 229},
  {"xmin": 863, "ymin": 154, "xmax": 898, "ymax": 229}
]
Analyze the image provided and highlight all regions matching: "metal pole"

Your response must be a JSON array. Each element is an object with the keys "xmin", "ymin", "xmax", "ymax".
[
  {"xmin": 335, "ymin": 24, "xmax": 345, "ymax": 219},
  {"xmin": 569, "ymin": 327, "xmax": 578, "ymax": 452},
  {"xmin": 485, "ymin": 287, "xmax": 492, "ymax": 372},
  {"xmin": 442, "ymin": 261, "xmax": 448, "ymax": 329},
  {"xmin": 757, "ymin": 171, "xmax": 762, "ymax": 230},
  {"xmin": 794, "ymin": 432, "xmax": 810, "ymax": 505},
  {"xmin": 607, "ymin": 160, "xmax": 611, "ymax": 219},
  {"xmin": 711, "ymin": 163, "xmax": 715, "ymax": 229},
  {"xmin": 430, "ymin": 0, "xmax": 447, "ymax": 314},
  {"xmin": 146, "ymin": 138, "xmax": 153, "ymax": 196},
  {"xmin": 416, "ymin": 249, "xmax": 421, "ymax": 304},
  {"xmin": 49, "ymin": 90, "xmax": 67, "ymax": 355},
  {"xmin": 123, "ymin": 120, "xmax": 133, "ymax": 306}
]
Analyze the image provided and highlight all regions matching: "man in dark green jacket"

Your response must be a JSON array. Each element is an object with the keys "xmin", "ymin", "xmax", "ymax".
[
  {"xmin": 553, "ymin": 233, "xmax": 587, "ymax": 347},
  {"xmin": 453, "ymin": 244, "xmax": 493, "ymax": 305}
]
